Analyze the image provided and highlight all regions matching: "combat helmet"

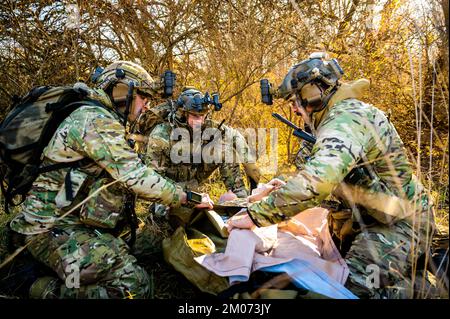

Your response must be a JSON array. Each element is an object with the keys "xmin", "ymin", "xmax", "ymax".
[
  {"xmin": 261, "ymin": 52, "xmax": 344, "ymax": 112},
  {"xmin": 176, "ymin": 87, "xmax": 222, "ymax": 115},
  {"xmin": 90, "ymin": 61, "xmax": 158, "ymax": 126}
]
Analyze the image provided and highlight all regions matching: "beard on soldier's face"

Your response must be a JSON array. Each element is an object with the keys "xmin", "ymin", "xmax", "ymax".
[
  {"xmin": 298, "ymin": 106, "xmax": 312, "ymax": 126},
  {"xmin": 187, "ymin": 113, "xmax": 205, "ymax": 129},
  {"xmin": 291, "ymin": 99, "xmax": 305, "ymax": 117}
]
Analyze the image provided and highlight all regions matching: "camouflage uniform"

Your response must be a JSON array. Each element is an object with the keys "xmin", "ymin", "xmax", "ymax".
[
  {"xmin": 144, "ymin": 120, "xmax": 248, "ymax": 198},
  {"xmin": 247, "ymin": 80, "xmax": 435, "ymax": 298},
  {"xmin": 10, "ymin": 97, "xmax": 185, "ymax": 298},
  {"xmin": 129, "ymin": 98, "xmax": 249, "ymax": 200},
  {"xmin": 132, "ymin": 101, "xmax": 250, "ymax": 256}
]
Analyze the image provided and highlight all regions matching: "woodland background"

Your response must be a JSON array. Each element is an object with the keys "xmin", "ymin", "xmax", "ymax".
[
  {"xmin": 1, "ymin": 0, "xmax": 448, "ymax": 219},
  {"xmin": 0, "ymin": 0, "xmax": 448, "ymax": 297}
]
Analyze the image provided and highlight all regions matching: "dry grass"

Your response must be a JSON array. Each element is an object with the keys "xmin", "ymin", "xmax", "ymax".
[
  {"xmin": 0, "ymin": 174, "xmax": 448, "ymax": 299},
  {"xmin": 133, "ymin": 200, "xmax": 203, "ymax": 299}
]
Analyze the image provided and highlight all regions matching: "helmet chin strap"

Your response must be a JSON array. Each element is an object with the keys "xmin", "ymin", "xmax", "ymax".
[
  {"xmin": 294, "ymin": 92, "xmax": 313, "ymax": 127},
  {"xmin": 123, "ymin": 82, "xmax": 135, "ymax": 128},
  {"xmin": 128, "ymin": 110, "xmax": 142, "ymax": 136},
  {"xmin": 299, "ymin": 105, "xmax": 313, "ymax": 127},
  {"xmin": 320, "ymin": 84, "xmax": 339, "ymax": 109}
]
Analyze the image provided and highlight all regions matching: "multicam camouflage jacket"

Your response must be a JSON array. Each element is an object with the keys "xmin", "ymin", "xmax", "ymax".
[
  {"xmin": 140, "ymin": 106, "xmax": 249, "ymax": 198},
  {"xmin": 247, "ymin": 79, "xmax": 435, "ymax": 235},
  {"xmin": 10, "ymin": 95, "xmax": 185, "ymax": 235}
]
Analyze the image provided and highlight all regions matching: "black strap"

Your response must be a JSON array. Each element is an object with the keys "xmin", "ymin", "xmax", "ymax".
[
  {"xmin": 25, "ymin": 99, "xmax": 103, "ymax": 170},
  {"xmin": 7, "ymin": 159, "xmax": 89, "ymax": 202},
  {"xmin": 42, "ymin": 159, "xmax": 92, "ymax": 203},
  {"xmin": 37, "ymin": 160, "xmax": 87, "ymax": 174},
  {"xmin": 65, "ymin": 168, "xmax": 74, "ymax": 202},
  {"xmin": 122, "ymin": 82, "xmax": 134, "ymax": 128},
  {"xmin": 124, "ymin": 192, "xmax": 138, "ymax": 249},
  {"xmin": 2, "ymin": 159, "xmax": 92, "ymax": 215}
]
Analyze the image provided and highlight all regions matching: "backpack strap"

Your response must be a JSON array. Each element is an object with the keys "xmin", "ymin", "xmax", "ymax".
[
  {"xmin": 4, "ymin": 158, "xmax": 92, "ymax": 212},
  {"xmin": 35, "ymin": 98, "xmax": 105, "ymax": 162},
  {"xmin": 30, "ymin": 98, "xmax": 105, "ymax": 203},
  {"xmin": 41, "ymin": 160, "xmax": 89, "ymax": 203}
]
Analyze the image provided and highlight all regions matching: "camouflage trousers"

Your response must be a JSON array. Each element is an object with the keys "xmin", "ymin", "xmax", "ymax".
[
  {"xmin": 25, "ymin": 224, "xmax": 150, "ymax": 299},
  {"xmin": 344, "ymin": 217, "xmax": 434, "ymax": 299}
]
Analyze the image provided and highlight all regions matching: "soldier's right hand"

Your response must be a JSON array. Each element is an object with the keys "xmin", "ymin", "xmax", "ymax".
[
  {"xmin": 247, "ymin": 178, "xmax": 286, "ymax": 203},
  {"xmin": 195, "ymin": 193, "xmax": 214, "ymax": 209}
]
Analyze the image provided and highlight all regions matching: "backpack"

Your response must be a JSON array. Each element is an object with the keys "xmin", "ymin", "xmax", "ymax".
[{"xmin": 0, "ymin": 85, "xmax": 106, "ymax": 213}]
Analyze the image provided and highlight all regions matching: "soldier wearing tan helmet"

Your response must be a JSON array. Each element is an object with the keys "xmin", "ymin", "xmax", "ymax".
[
  {"xmin": 130, "ymin": 86, "xmax": 262, "ymax": 257},
  {"xmin": 9, "ymin": 61, "xmax": 212, "ymax": 299},
  {"xmin": 229, "ymin": 52, "xmax": 436, "ymax": 298},
  {"xmin": 94, "ymin": 61, "xmax": 159, "ymax": 128}
]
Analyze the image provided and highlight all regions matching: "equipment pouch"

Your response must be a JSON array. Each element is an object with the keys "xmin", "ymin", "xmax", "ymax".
[
  {"xmin": 327, "ymin": 209, "xmax": 358, "ymax": 244},
  {"xmin": 79, "ymin": 177, "xmax": 127, "ymax": 229}
]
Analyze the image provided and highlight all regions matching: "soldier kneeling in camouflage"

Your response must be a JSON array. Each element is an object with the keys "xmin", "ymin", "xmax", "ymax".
[
  {"xmin": 227, "ymin": 53, "xmax": 436, "ymax": 299},
  {"xmin": 132, "ymin": 87, "xmax": 260, "ymax": 255},
  {"xmin": 8, "ymin": 61, "xmax": 212, "ymax": 298}
]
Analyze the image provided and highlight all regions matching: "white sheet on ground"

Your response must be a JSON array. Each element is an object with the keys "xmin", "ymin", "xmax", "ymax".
[{"xmin": 194, "ymin": 207, "xmax": 357, "ymax": 299}]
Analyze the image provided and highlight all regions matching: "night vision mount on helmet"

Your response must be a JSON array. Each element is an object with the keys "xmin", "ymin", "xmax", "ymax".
[
  {"xmin": 176, "ymin": 88, "xmax": 222, "ymax": 114},
  {"xmin": 260, "ymin": 52, "xmax": 344, "ymax": 112}
]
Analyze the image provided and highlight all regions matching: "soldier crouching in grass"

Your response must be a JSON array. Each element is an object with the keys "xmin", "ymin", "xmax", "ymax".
[
  {"xmin": 226, "ymin": 53, "xmax": 436, "ymax": 299},
  {"xmin": 6, "ymin": 61, "xmax": 212, "ymax": 299},
  {"xmin": 132, "ymin": 87, "xmax": 260, "ymax": 258}
]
